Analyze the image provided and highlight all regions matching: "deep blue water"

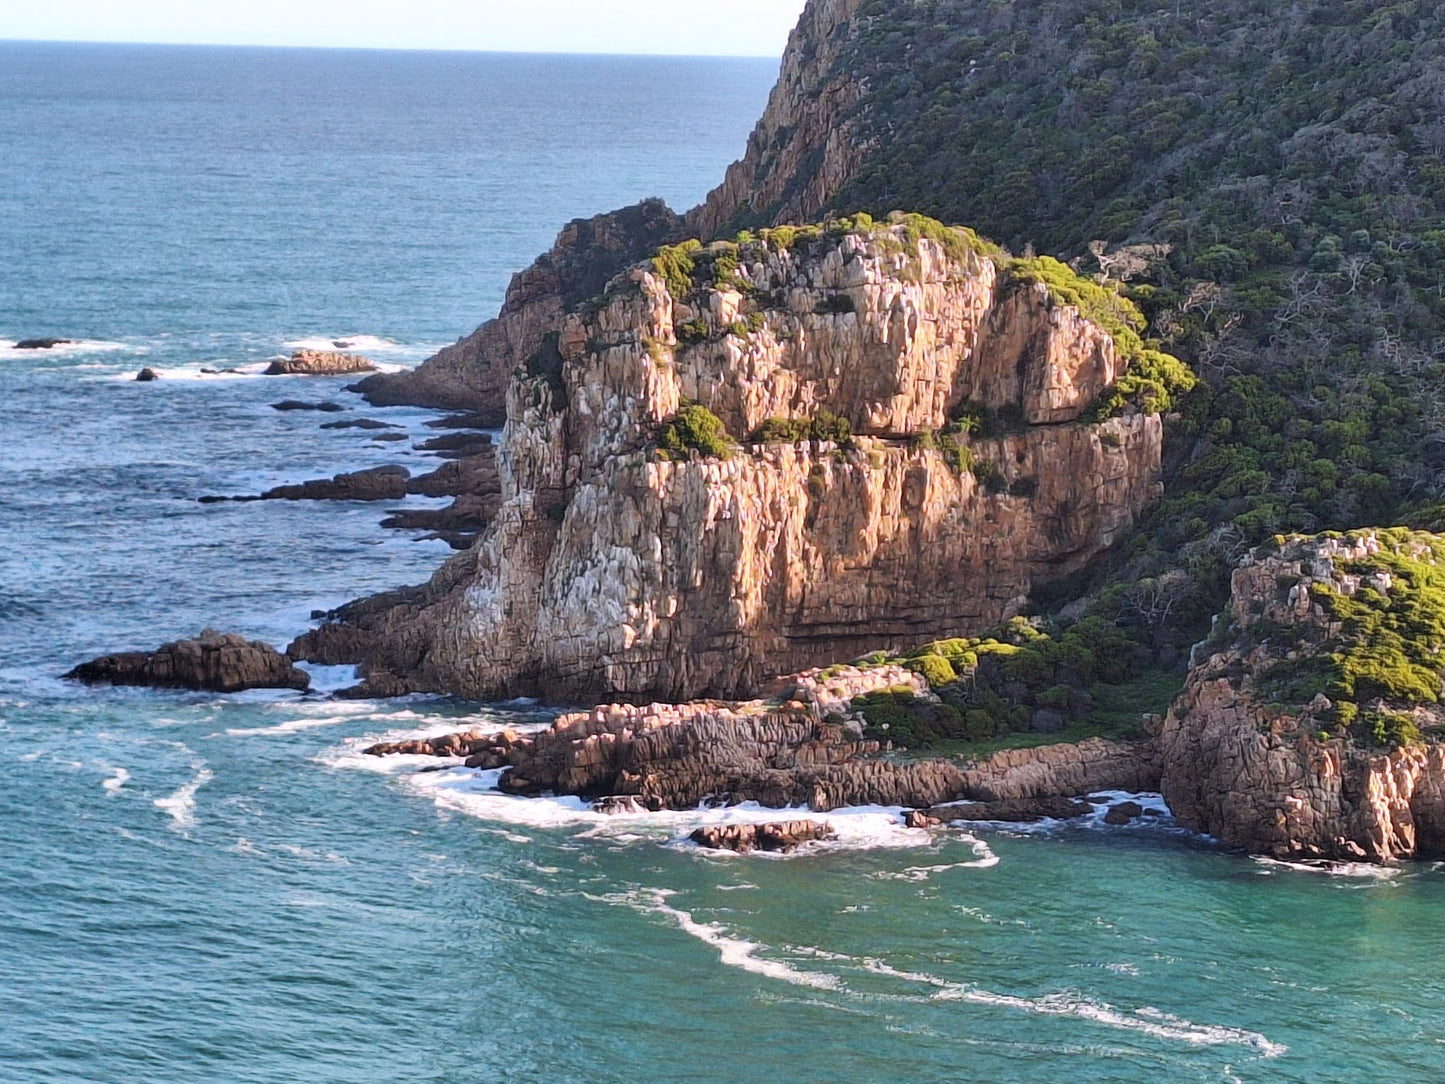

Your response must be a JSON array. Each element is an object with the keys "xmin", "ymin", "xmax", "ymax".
[{"xmin": 4, "ymin": 41, "xmax": 1445, "ymax": 1084}]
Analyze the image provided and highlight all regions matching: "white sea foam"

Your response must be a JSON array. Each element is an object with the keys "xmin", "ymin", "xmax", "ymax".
[
  {"xmin": 101, "ymin": 766, "xmax": 130, "ymax": 794},
  {"xmin": 861, "ymin": 960, "xmax": 1287, "ymax": 1057},
  {"xmin": 154, "ymin": 766, "xmax": 214, "ymax": 828},
  {"xmin": 611, "ymin": 888, "xmax": 839, "ymax": 990},
  {"xmin": 1250, "ymin": 856, "xmax": 1402, "ymax": 881},
  {"xmin": 284, "ymin": 334, "xmax": 407, "ymax": 355},
  {"xmin": 226, "ymin": 715, "xmax": 359, "ymax": 738}
]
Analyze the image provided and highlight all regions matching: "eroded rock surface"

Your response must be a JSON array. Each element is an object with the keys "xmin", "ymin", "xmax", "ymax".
[
  {"xmin": 691, "ymin": 821, "xmax": 836, "ymax": 853},
  {"xmin": 66, "ymin": 631, "xmax": 310, "ymax": 693},
  {"xmin": 1161, "ymin": 531, "xmax": 1445, "ymax": 862},
  {"xmin": 294, "ymin": 225, "xmax": 1162, "ymax": 702}
]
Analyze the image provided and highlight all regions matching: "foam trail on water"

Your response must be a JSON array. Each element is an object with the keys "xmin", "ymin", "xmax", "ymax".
[
  {"xmin": 101, "ymin": 766, "xmax": 130, "ymax": 794},
  {"xmin": 154, "ymin": 766, "xmax": 214, "ymax": 828},
  {"xmin": 608, "ymin": 889, "xmax": 839, "ymax": 990},
  {"xmin": 226, "ymin": 715, "xmax": 359, "ymax": 738},
  {"xmin": 861, "ymin": 960, "xmax": 1287, "ymax": 1057}
]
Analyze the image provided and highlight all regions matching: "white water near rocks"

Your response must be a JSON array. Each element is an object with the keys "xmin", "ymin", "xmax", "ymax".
[{"xmin": 5, "ymin": 41, "xmax": 1445, "ymax": 1084}]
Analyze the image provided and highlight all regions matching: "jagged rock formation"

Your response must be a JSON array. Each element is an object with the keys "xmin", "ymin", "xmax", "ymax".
[
  {"xmin": 364, "ymin": 683, "xmax": 1159, "ymax": 817},
  {"xmin": 687, "ymin": 0, "xmax": 866, "ymax": 239},
  {"xmin": 293, "ymin": 223, "xmax": 1162, "ymax": 701},
  {"xmin": 65, "ymin": 631, "xmax": 311, "ymax": 693},
  {"xmin": 1161, "ymin": 532, "xmax": 1445, "ymax": 862},
  {"xmin": 266, "ymin": 351, "xmax": 377, "ymax": 376},
  {"xmin": 691, "ymin": 821, "xmax": 836, "ymax": 853},
  {"xmin": 354, "ymin": 200, "xmax": 684, "ymax": 420}
]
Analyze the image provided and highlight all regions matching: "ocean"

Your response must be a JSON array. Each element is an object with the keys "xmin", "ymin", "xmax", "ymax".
[{"xmin": 3, "ymin": 41, "xmax": 1444, "ymax": 1084}]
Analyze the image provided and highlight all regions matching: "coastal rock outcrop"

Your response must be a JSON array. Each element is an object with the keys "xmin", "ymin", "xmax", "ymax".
[
  {"xmin": 293, "ymin": 223, "xmax": 1163, "ymax": 702},
  {"xmin": 354, "ymin": 200, "xmax": 685, "ymax": 421},
  {"xmin": 691, "ymin": 821, "xmax": 836, "ymax": 853},
  {"xmin": 266, "ymin": 350, "xmax": 377, "ymax": 376},
  {"xmin": 1160, "ymin": 531, "xmax": 1445, "ymax": 862},
  {"xmin": 14, "ymin": 338, "xmax": 72, "ymax": 350},
  {"xmin": 65, "ymin": 630, "xmax": 311, "ymax": 693}
]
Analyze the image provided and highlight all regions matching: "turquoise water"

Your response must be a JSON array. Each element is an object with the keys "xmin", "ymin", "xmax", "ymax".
[{"xmin": 4, "ymin": 43, "xmax": 1445, "ymax": 1084}]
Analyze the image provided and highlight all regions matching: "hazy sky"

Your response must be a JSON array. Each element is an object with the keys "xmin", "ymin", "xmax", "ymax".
[{"xmin": 0, "ymin": 1, "xmax": 810, "ymax": 56}]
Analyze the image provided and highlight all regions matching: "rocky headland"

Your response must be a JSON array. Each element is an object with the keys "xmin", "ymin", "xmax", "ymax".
[
  {"xmin": 1161, "ymin": 530, "xmax": 1445, "ymax": 862},
  {"xmin": 291, "ymin": 219, "xmax": 1164, "ymax": 703}
]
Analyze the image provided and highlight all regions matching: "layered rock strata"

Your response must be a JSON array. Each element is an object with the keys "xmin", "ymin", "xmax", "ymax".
[
  {"xmin": 365, "ymin": 696, "xmax": 1160, "ymax": 819},
  {"xmin": 294, "ymin": 225, "xmax": 1162, "ymax": 702},
  {"xmin": 1161, "ymin": 532, "xmax": 1445, "ymax": 862},
  {"xmin": 65, "ymin": 631, "xmax": 311, "ymax": 693}
]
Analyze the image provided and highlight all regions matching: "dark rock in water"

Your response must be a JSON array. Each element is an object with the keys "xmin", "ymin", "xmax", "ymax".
[
  {"xmin": 135, "ymin": 368, "xmax": 160, "ymax": 382},
  {"xmin": 320, "ymin": 418, "xmax": 400, "ymax": 431},
  {"xmin": 260, "ymin": 466, "xmax": 411, "ymax": 502},
  {"xmin": 904, "ymin": 810, "xmax": 942, "ymax": 829},
  {"xmin": 265, "ymin": 350, "xmax": 377, "ymax": 376},
  {"xmin": 65, "ymin": 630, "xmax": 310, "ymax": 693},
  {"xmin": 199, "ymin": 367, "xmax": 243, "ymax": 375},
  {"xmin": 415, "ymin": 431, "xmax": 494, "ymax": 457},
  {"xmin": 1103, "ymin": 800, "xmax": 1145, "ymax": 826},
  {"xmin": 15, "ymin": 338, "xmax": 72, "ymax": 350},
  {"xmin": 923, "ymin": 796, "xmax": 1094, "ymax": 823},
  {"xmin": 201, "ymin": 466, "xmax": 411, "ymax": 505},
  {"xmin": 371, "ymin": 433, "xmax": 408, "ymax": 442},
  {"xmin": 425, "ymin": 412, "xmax": 497, "ymax": 431},
  {"xmin": 272, "ymin": 400, "xmax": 346, "ymax": 412},
  {"xmin": 691, "ymin": 821, "xmax": 836, "ymax": 853}
]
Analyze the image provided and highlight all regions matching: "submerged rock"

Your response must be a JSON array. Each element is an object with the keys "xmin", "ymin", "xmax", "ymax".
[
  {"xmin": 135, "ymin": 367, "xmax": 160, "ymax": 382},
  {"xmin": 65, "ymin": 630, "xmax": 310, "ymax": 693},
  {"xmin": 15, "ymin": 338, "xmax": 72, "ymax": 350},
  {"xmin": 922, "ymin": 796, "xmax": 1095, "ymax": 823},
  {"xmin": 320, "ymin": 418, "xmax": 401, "ymax": 430},
  {"xmin": 265, "ymin": 350, "xmax": 377, "ymax": 377},
  {"xmin": 272, "ymin": 400, "xmax": 346, "ymax": 412}
]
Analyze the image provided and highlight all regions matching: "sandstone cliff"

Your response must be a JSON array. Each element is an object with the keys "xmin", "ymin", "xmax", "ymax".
[
  {"xmin": 293, "ymin": 222, "xmax": 1162, "ymax": 701},
  {"xmin": 1161, "ymin": 531, "xmax": 1445, "ymax": 862}
]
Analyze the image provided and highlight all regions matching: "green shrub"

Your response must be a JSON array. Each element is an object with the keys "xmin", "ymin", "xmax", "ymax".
[
  {"xmin": 906, "ymin": 653, "xmax": 958, "ymax": 689},
  {"xmin": 653, "ymin": 240, "xmax": 702, "ymax": 300},
  {"xmin": 658, "ymin": 403, "xmax": 736, "ymax": 461}
]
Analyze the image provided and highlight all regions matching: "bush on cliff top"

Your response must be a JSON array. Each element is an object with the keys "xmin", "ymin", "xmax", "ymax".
[{"xmin": 657, "ymin": 403, "xmax": 736, "ymax": 462}]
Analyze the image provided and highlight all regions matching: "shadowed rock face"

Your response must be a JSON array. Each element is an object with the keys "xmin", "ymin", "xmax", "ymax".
[
  {"xmin": 292, "ymin": 226, "xmax": 1163, "ymax": 702},
  {"xmin": 1161, "ymin": 532, "xmax": 1445, "ymax": 863},
  {"xmin": 65, "ymin": 631, "xmax": 311, "ymax": 693},
  {"xmin": 352, "ymin": 200, "xmax": 685, "ymax": 421}
]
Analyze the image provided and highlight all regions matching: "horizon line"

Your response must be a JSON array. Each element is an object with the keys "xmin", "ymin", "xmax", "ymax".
[{"xmin": 0, "ymin": 36, "xmax": 785, "ymax": 61}]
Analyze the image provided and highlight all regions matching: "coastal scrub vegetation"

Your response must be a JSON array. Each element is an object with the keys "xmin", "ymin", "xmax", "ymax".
[
  {"xmin": 657, "ymin": 403, "xmax": 736, "ymax": 462},
  {"xmin": 847, "ymin": 616, "xmax": 1182, "ymax": 751},
  {"xmin": 752, "ymin": 411, "xmax": 854, "ymax": 447},
  {"xmin": 1257, "ymin": 530, "xmax": 1445, "ymax": 747}
]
